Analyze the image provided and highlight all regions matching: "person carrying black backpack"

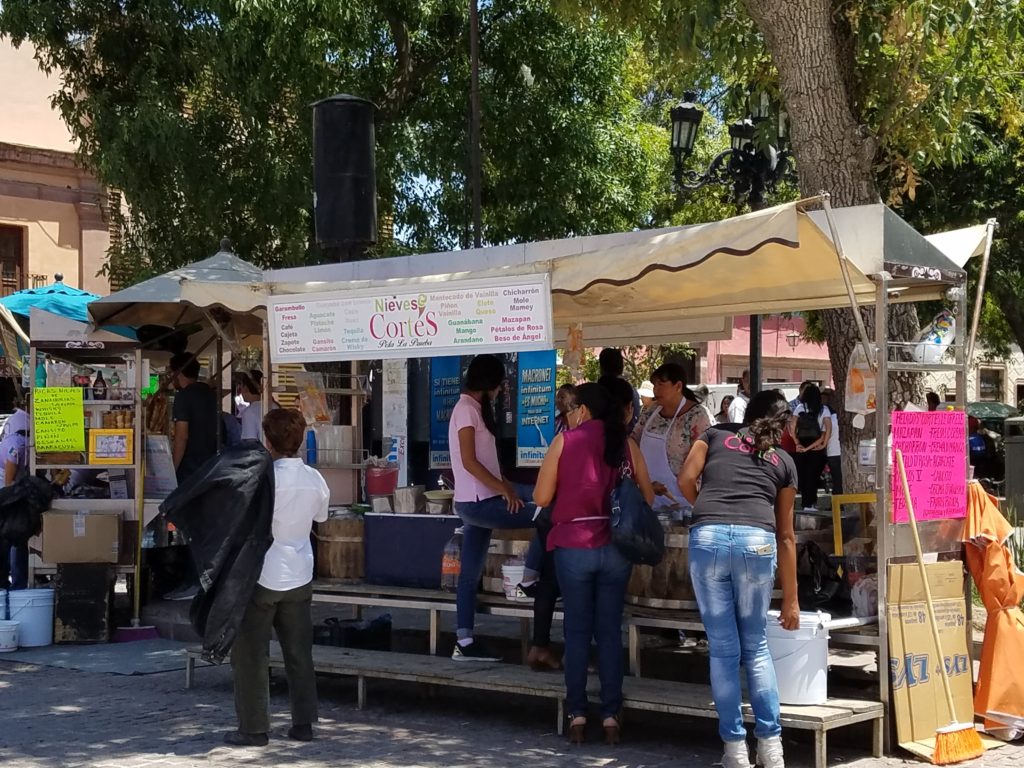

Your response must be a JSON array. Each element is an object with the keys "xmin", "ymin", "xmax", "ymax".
[{"xmin": 788, "ymin": 384, "xmax": 832, "ymax": 511}]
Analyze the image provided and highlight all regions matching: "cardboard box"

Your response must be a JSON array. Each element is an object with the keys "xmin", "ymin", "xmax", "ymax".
[
  {"xmin": 887, "ymin": 560, "xmax": 973, "ymax": 761},
  {"xmin": 42, "ymin": 512, "xmax": 121, "ymax": 564}
]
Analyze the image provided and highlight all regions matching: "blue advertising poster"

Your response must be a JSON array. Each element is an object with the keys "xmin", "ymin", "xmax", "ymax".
[
  {"xmin": 516, "ymin": 350, "xmax": 557, "ymax": 467},
  {"xmin": 429, "ymin": 356, "xmax": 462, "ymax": 468}
]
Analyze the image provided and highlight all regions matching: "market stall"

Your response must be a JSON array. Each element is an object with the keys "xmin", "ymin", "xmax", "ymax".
[
  {"xmin": 25, "ymin": 307, "xmax": 145, "ymax": 643},
  {"xmin": 259, "ymin": 194, "xmax": 990, "ymax": 746}
]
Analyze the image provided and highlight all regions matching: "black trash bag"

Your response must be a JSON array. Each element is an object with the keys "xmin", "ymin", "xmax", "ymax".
[
  {"xmin": 797, "ymin": 540, "xmax": 852, "ymax": 614},
  {"xmin": 160, "ymin": 443, "xmax": 275, "ymax": 663},
  {"xmin": 0, "ymin": 476, "xmax": 55, "ymax": 546},
  {"xmin": 610, "ymin": 474, "xmax": 665, "ymax": 566},
  {"xmin": 315, "ymin": 613, "xmax": 392, "ymax": 650}
]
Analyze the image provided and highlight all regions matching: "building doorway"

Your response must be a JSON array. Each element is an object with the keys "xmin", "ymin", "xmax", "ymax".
[{"xmin": 0, "ymin": 225, "xmax": 25, "ymax": 296}]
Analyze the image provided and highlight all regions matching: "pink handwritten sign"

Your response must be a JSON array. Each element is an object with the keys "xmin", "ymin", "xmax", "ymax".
[{"xmin": 891, "ymin": 410, "xmax": 967, "ymax": 522}]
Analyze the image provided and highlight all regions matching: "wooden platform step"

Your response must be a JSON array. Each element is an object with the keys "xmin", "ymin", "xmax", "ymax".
[{"xmin": 184, "ymin": 644, "xmax": 883, "ymax": 768}]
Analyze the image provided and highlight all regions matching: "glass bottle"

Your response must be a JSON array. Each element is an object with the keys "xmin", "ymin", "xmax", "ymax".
[{"xmin": 92, "ymin": 370, "xmax": 107, "ymax": 400}]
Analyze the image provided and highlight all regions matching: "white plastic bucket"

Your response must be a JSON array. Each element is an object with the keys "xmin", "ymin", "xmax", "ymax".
[
  {"xmin": 766, "ymin": 610, "xmax": 830, "ymax": 705},
  {"xmin": 7, "ymin": 588, "xmax": 55, "ymax": 647},
  {"xmin": 0, "ymin": 620, "xmax": 19, "ymax": 651},
  {"xmin": 502, "ymin": 563, "xmax": 526, "ymax": 601}
]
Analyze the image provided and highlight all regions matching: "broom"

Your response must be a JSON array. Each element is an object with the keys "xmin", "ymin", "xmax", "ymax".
[{"xmin": 894, "ymin": 449, "xmax": 983, "ymax": 764}]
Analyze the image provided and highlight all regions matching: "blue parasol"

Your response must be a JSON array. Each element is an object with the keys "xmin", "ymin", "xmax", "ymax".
[
  {"xmin": 0, "ymin": 279, "xmax": 98, "ymax": 322},
  {"xmin": 0, "ymin": 279, "xmax": 137, "ymax": 340}
]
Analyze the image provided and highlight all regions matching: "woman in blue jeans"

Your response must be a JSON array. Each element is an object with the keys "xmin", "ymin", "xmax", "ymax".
[
  {"xmin": 449, "ymin": 354, "xmax": 536, "ymax": 662},
  {"xmin": 678, "ymin": 390, "xmax": 800, "ymax": 768},
  {"xmin": 534, "ymin": 381, "xmax": 654, "ymax": 745}
]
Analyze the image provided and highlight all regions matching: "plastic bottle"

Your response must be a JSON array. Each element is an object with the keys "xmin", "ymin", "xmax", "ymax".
[
  {"xmin": 93, "ymin": 370, "xmax": 108, "ymax": 400},
  {"xmin": 34, "ymin": 356, "xmax": 47, "ymax": 388},
  {"xmin": 305, "ymin": 427, "xmax": 318, "ymax": 465},
  {"xmin": 441, "ymin": 527, "xmax": 463, "ymax": 591},
  {"xmin": 109, "ymin": 370, "xmax": 121, "ymax": 397},
  {"xmin": 21, "ymin": 356, "xmax": 31, "ymax": 388}
]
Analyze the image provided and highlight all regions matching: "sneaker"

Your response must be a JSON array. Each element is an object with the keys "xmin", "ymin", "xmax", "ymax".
[
  {"xmin": 513, "ymin": 586, "xmax": 534, "ymax": 603},
  {"xmin": 288, "ymin": 724, "xmax": 314, "ymax": 742},
  {"xmin": 451, "ymin": 640, "xmax": 502, "ymax": 662},
  {"xmin": 516, "ymin": 581, "xmax": 539, "ymax": 599},
  {"xmin": 223, "ymin": 731, "xmax": 268, "ymax": 747},
  {"xmin": 756, "ymin": 736, "xmax": 785, "ymax": 768},
  {"xmin": 164, "ymin": 584, "xmax": 200, "ymax": 601},
  {"xmin": 722, "ymin": 739, "xmax": 752, "ymax": 768}
]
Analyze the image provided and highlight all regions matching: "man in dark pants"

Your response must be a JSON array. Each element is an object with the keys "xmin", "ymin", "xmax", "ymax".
[
  {"xmin": 225, "ymin": 408, "xmax": 329, "ymax": 747},
  {"xmin": 164, "ymin": 353, "xmax": 219, "ymax": 601}
]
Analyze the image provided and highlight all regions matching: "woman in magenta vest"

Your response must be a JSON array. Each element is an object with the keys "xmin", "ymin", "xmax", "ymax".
[{"xmin": 534, "ymin": 382, "xmax": 654, "ymax": 745}]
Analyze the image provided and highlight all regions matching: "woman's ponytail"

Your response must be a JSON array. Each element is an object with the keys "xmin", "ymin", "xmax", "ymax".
[{"xmin": 743, "ymin": 390, "xmax": 791, "ymax": 455}]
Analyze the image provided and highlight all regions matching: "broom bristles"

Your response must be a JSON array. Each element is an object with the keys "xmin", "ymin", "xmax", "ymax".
[{"xmin": 932, "ymin": 721, "xmax": 984, "ymax": 765}]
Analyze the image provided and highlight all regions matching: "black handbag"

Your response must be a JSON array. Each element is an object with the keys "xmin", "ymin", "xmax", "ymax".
[
  {"xmin": 610, "ymin": 461, "xmax": 665, "ymax": 566},
  {"xmin": 797, "ymin": 541, "xmax": 852, "ymax": 613}
]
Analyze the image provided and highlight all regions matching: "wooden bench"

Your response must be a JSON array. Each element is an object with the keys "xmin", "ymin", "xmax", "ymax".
[
  {"xmin": 184, "ymin": 644, "xmax": 883, "ymax": 768},
  {"xmin": 311, "ymin": 580, "xmax": 563, "ymax": 658}
]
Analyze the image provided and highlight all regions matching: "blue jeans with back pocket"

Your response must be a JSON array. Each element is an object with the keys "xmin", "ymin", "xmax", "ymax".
[{"xmin": 689, "ymin": 524, "xmax": 781, "ymax": 742}]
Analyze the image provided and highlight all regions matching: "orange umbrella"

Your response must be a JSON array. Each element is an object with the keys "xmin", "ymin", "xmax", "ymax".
[{"xmin": 962, "ymin": 482, "xmax": 1024, "ymax": 737}]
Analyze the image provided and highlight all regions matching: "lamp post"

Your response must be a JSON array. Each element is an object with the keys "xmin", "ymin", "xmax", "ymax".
[
  {"xmin": 670, "ymin": 89, "xmax": 795, "ymax": 394},
  {"xmin": 786, "ymin": 330, "xmax": 801, "ymax": 350}
]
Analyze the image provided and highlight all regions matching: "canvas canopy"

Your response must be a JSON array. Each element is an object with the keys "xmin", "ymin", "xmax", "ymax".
[
  {"xmin": 263, "ymin": 198, "xmax": 967, "ymax": 347},
  {"xmin": 88, "ymin": 246, "xmax": 266, "ymax": 336}
]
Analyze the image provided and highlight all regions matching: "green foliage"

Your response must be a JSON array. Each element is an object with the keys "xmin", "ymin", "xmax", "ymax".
[
  {"xmin": 557, "ymin": 343, "xmax": 695, "ymax": 387},
  {"xmin": 0, "ymin": 0, "xmax": 679, "ymax": 283},
  {"xmin": 903, "ymin": 134, "xmax": 1024, "ymax": 359}
]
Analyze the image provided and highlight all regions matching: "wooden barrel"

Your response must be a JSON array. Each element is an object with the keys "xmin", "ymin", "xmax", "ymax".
[
  {"xmin": 482, "ymin": 528, "xmax": 534, "ymax": 594},
  {"xmin": 315, "ymin": 516, "xmax": 364, "ymax": 580},
  {"xmin": 627, "ymin": 530, "xmax": 695, "ymax": 608}
]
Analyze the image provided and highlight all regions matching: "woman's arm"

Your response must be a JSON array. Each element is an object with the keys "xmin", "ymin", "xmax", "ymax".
[
  {"xmin": 774, "ymin": 486, "xmax": 799, "ymax": 630},
  {"xmin": 814, "ymin": 415, "xmax": 832, "ymax": 452},
  {"xmin": 677, "ymin": 439, "xmax": 708, "ymax": 505},
  {"xmin": 627, "ymin": 438, "xmax": 656, "ymax": 505},
  {"xmin": 4, "ymin": 459, "xmax": 17, "ymax": 486},
  {"xmin": 457, "ymin": 426, "xmax": 522, "ymax": 510},
  {"xmin": 532, "ymin": 434, "xmax": 564, "ymax": 507}
]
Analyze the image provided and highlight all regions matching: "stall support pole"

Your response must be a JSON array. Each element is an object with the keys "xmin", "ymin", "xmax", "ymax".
[
  {"xmin": 262, "ymin": 324, "xmax": 271, "ymax": 424},
  {"xmin": 749, "ymin": 315, "xmax": 762, "ymax": 395},
  {"xmin": 872, "ymin": 273, "xmax": 892, "ymax": 751}
]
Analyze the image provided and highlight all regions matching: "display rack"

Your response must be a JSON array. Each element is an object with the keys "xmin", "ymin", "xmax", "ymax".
[{"xmin": 25, "ymin": 309, "xmax": 145, "ymax": 596}]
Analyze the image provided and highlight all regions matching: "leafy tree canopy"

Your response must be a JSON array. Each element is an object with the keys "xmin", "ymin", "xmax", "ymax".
[{"xmin": 0, "ymin": 0, "xmax": 701, "ymax": 284}]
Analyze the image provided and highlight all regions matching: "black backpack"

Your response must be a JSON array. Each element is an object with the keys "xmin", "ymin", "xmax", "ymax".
[{"xmin": 795, "ymin": 409, "xmax": 823, "ymax": 447}]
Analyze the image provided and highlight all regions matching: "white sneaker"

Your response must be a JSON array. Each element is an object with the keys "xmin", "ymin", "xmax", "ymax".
[
  {"xmin": 722, "ymin": 739, "xmax": 752, "ymax": 768},
  {"xmin": 756, "ymin": 735, "xmax": 785, "ymax": 768}
]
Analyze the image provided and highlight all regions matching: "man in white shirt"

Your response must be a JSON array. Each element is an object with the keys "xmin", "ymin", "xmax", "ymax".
[
  {"xmin": 226, "ymin": 408, "xmax": 329, "ymax": 747},
  {"xmin": 727, "ymin": 370, "xmax": 751, "ymax": 423}
]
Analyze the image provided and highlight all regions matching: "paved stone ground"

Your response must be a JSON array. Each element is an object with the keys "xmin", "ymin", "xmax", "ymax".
[{"xmin": 0, "ymin": 654, "xmax": 1020, "ymax": 768}]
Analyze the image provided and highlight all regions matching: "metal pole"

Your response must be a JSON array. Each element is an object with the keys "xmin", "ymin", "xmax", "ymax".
[
  {"xmin": 873, "ymin": 272, "xmax": 892, "ymax": 750},
  {"xmin": 749, "ymin": 315, "xmax": 762, "ymax": 395},
  {"xmin": 468, "ymin": 0, "xmax": 483, "ymax": 249},
  {"xmin": 966, "ymin": 218, "xmax": 998, "ymax": 366}
]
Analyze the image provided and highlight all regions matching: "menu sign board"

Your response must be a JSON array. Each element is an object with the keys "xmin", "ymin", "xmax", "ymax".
[
  {"xmin": 891, "ymin": 410, "xmax": 967, "ymax": 522},
  {"xmin": 268, "ymin": 275, "xmax": 553, "ymax": 363},
  {"xmin": 33, "ymin": 386, "xmax": 85, "ymax": 453}
]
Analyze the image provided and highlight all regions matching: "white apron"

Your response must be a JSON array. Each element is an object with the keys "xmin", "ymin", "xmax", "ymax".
[{"xmin": 639, "ymin": 399, "xmax": 689, "ymax": 511}]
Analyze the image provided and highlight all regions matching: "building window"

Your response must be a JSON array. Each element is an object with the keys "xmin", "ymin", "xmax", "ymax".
[
  {"xmin": 978, "ymin": 368, "xmax": 1005, "ymax": 402},
  {"xmin": 0, "ymin": 225, "xmax": 25, "ymax": 297}
]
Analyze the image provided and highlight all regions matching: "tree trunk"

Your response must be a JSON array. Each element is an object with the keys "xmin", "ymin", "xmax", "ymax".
[{"xmin": 741, "ymin": 0, "xmax": 922, "ymax": 491}]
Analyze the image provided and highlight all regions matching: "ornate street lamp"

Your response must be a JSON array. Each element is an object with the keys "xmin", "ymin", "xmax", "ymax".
[
  {"xmin": 786, "ymin": 330, "xmax": 801, "ymax": 350},
  {"xmin": 670, "ymin": 90, "xmax": 795, "ymax": 209},
  {"xmin": 669, "ymin": 89, "xmax": 797, "ymax": 395}
]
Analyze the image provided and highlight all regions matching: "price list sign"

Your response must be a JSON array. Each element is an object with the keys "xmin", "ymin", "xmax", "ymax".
[
  {"xmin": 891, "ymin": 410, "xmax": 967, "ymax": 522},
  {"xmin": 268, "ymin": 275, "xmax": 553, "ymax": 363},
  {"xmin": 34, "ymin": 386, "xmax": 86, "ymax": 453}
]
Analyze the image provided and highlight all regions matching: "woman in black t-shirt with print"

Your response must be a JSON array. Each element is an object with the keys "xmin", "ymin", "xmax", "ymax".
[{"xmin": 677, "ymin": 390, "xmax": 799, "ymax": 768}]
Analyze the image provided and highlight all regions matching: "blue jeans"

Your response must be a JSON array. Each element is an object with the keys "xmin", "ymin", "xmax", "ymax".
[
  {"xmin": 554, "ymin": 544, "xmax": 632, "ymax": 718},
  {"xmin": 454, "ymin": 495, "xmax": 536, "ymax": 636},
  {"xmin": 0, "ymin": 539, "xmax": 28, "ymax": 590},
  {"xmin": 689, "ymin": 524, "xmax": 781, "ymax": 742}
]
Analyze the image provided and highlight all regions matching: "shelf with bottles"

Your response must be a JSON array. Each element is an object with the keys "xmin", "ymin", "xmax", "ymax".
[{"xmin": 27, "ymin": 353, "xmax": 139, "ymax": 400}]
